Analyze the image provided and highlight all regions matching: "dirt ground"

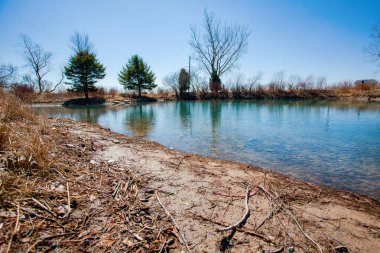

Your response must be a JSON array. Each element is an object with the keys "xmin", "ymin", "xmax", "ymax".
[{"xmin": 1, "ymin": 116, "xmax": 379, "ymax": 252}]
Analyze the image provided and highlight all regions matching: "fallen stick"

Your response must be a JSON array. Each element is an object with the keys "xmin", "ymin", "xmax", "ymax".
[
  {"xmin": 216, "ymin": 186, "xmax": 251, "ymax": 232},
  {"xmin": 31, "ymin": 198, "xmax": 56, "ymax": 217},
  {"xmin": 155, "ymin": 192, "xmax": 190, "ymax": 253},
  {"xmin": 112, "ymin": 180, "xmax": 122, "ymax": 199},
  {"xmin": 62, "ymin": 182, "xmax": 71, "ymax": 218},
  {"xmin": 6, "ymin": 204, "xmax": 20, "ymax": 253},
  {"xmin": 189, "ymin": 209, "xmax": 275, "ymax": 244},
  {"xmin": 256, "ymin": 205, "xmax": 281, "ymax": 229}
]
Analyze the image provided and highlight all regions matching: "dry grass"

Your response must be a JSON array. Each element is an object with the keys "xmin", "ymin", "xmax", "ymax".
[
  {"xmin": 0, "ymin": 88, "xmax": 51, "ymax": 172},
  {"xmin": 0, "ymin": 88, "xmax": 181, "ymax": 252}
]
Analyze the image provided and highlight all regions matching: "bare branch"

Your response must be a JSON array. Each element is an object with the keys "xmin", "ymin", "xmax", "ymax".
[
  {"xmin": 20, "ymin": 34, "xmax": 52, "ymax": 94},
  {"xmin": 0, "ymin": 64, "xmax": 17, "ymax": 86},
  {"xmin": 70, "ymin": 32, "xmax": 94, "ymax": 53},
  {"xmin": 189, "ymin": 10, "xmax": 250, "ymax": 81},
  {"xmin": 365, "ymin": 23, "xmax": 380, "ymax": 68},
  {"xmin": 47, "ymin": 69, "xmax": 65, "ymax": 93}
]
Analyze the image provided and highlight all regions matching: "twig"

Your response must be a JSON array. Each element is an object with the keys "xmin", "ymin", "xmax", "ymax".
[
  {"xmin": 217, "ymin": 186, "xmax": 251, "ymax": 232},
  {"xmin": 6, "ymin": 204, "xmax": 20, "ymax": 253},
  {"xmin": 26, "ymin": 232, "xmax": 77, "ymax": 252},
  {"xmin": 175, "ymin": 155, "xmax": 189, "ymax": 170},
  {"xmin": 269, "ymin": 246, "xmax": 284, "ymax": 253},
  {"xmin": 258, "ymin": 185, "xmax": 323, "ymax": 253},
  {"xmin": 62, "ymin": 182, "xmax": 71, "ymax": 218},
  {"xmin": 112, "ymin": 180, "xmax": 122, "ymax": 199},
  {"xmin": 256, "ymin": 205, "xmax": 281, "ymax": 229},
  {"xmin": 31, "ymin": 198, "xmax": 56, "ymax": 217},
  {"xmin": 155, "ymin": 192, "xmax": 190, "ymax": 253},
  {"xmin": 187, "ymin": 211, "xmax": 274, "ymax": 244}
]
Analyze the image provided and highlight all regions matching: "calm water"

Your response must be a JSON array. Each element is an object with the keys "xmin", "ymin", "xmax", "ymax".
[{"xmin": 34, "ymin": 100, "xmax": 380, "ymax": 199}]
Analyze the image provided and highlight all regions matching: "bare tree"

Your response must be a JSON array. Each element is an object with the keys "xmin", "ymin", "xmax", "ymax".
[
  {"xmin": 315, "ymin": 76, "xmax": 327, "ymax": 90},
  {"xmin": 365, "ymin": 23, "xmax": 380, "ymax": 68},
  {"xmin": 269, "ymin": 71, "xmax": 287, "ymax": 91},
  {"xmin": 163, "ymin": 71, "xmax": 180, "ymax": 97},
  {"xmin": 0, "ymin": 64, "xmax": 17, "ymax": 87},
  {"xmin": 21, "ymin": 34, "xmax": 63, "ymax": 94},
  {"xmin": 190, "ymin": 10, "xmax": 250, "ymax": 82},
  {"xmin": 70, "ymin": 32, "xmax": 94, "ymax": 53},
  {"xmin": 247, "ymin": 71, "xmax": 263, "ymax": 92}
]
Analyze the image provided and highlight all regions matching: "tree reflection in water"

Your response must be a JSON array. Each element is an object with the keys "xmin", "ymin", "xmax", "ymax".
[{"xmin": 125, "ymin": 104, "xmax": 155, "ymax": 137}]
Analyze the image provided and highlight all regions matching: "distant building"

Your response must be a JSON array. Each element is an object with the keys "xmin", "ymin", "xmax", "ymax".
[{"xmin": 354, "ymin": 79, "xmax": 378, "ymax": 86}]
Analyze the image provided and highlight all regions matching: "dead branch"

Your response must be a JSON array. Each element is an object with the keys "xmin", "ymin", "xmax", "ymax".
[
  {"xmin": 217, "ymin": 186, "xmax": 251, "ymax": 232},
  {"xmin": 156, "ymin": 192, "xmax": 190, "ymax": 253}
]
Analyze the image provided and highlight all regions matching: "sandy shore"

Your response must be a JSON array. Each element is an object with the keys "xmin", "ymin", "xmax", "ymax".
[
  {"xmin": 44, "ymin": 117, "xmax": 379, "ymax": 252},
  {"xmin": 1, "ymin": 109, "xmax": 379, "ymax": 252}
]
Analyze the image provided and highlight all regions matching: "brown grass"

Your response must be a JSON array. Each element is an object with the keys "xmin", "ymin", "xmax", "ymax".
[{"xmin": 0, "ymin": 88, "xmax": 51, "ymax": 173}]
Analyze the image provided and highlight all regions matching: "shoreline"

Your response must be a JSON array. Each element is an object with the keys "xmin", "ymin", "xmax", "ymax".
[
  {"xmin": 33, "ymin": 100, "xmax": 380, "ymax": 200},
  {"xmin": 2, "ymin": 96, "xmax": 379, "ymax": 251},
  {"xmin": 50, "ymin": 117, "xmax": 380, "ymax": 251}
]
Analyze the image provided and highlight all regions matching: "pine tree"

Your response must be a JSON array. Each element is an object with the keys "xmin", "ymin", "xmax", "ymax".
[
  {"xmin": 178, "ymin": 68, "xmax": 190, "ymax": 97},
  {"xmin": 118, "ymin": 55, "xmax": 156, "ymax": 97},
  {"xmin": 64, "ymin": 51, "xmax": 106, "ymax": 99}
]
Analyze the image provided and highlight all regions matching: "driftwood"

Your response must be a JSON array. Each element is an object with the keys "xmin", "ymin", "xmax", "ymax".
[
  {"xmin": 216, "ymin": 186, "xmax": 253, "ymax": 251},
  {"xmin": 217, "ymin": 186, "xmax": 251, "ymax": 232},
  {"xmin": 188, "ymin": 210, "xmax": 274, "ymax": 244},
  {"xmin": 155, "ymin": 192, "xmax": 190, "ymax": 253}
]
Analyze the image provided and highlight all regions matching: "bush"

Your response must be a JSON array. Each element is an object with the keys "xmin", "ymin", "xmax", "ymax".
[{"xmin": 10, "ymin": 83, "xmax": 36, "ymax": 101}]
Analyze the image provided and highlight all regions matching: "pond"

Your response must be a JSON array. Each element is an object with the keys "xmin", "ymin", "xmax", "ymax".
[{"xmin": 33, "ymin": 100, "xmax": 380, "ymax": 199}]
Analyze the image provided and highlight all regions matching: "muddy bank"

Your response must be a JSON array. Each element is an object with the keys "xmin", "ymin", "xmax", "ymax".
[{"xmin": 1, "ymin": 115, "xmax": 379, "ymax": 252}]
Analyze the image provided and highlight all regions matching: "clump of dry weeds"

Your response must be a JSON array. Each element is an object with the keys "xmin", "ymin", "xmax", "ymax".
[
  {"xmin": 0, "ymin": 88, "xmax": 51, "ymax": 173},
  {"xmin": 0, "ymin": 89, "xmax": 180, "ymax": 252}
]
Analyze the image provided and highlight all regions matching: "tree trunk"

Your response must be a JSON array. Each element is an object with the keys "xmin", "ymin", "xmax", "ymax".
[
  {"xmin": 84, "ymin": 80, "xmax": 89, "ymax": 99},
  {"xmin": 138, "ymin": 86, "xmax": 142, "ymax": 97}
]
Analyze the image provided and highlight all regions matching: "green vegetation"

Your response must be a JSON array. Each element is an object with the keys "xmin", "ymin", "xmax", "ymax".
[
  {"xmin": 118, "ymin": 55, "xmax": 156, "ymax": 97},
  {"xmin": 64, "ymin": 51, "xmax": 106, "ymax": 99},
  {"xmin": 178, "ymin": 68, "xmax": 190, "ymax": 97},
  {"xmin": 64, "ymin": 33, "xmax": 106, "ymax": 99}
]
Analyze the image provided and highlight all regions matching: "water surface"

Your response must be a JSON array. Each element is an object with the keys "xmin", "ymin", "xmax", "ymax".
[{"xmin": 34, "ymin": 100, "xmax": 380, "ymax": 199}]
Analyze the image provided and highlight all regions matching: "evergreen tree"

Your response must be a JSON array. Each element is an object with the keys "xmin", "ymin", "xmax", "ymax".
[
  {"xmin": 118, "ymin": 55, "xmax": 156, "ymax": 97},
  {"xmin": 64, "ymin": 51, "xmax": 106, "ymax": 99},
  {"xmin": 178, "ymin": 68, "xmax": 190, "ymax": 97}
]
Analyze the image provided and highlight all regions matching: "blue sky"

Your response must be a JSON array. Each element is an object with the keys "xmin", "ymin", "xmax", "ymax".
[{"xmin": 0, "ymin": 0, "xmax": 379, "ymax": 89}]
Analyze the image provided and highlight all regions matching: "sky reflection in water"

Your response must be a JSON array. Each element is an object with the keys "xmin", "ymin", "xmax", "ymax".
[{"xmin": 34, "ymin": 100, "xmax": 380, "ymax": 199}]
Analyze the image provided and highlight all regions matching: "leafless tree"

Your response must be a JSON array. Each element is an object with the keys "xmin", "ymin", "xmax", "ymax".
[
  {"xmin": 21, "ymin": 34, "xmax": 63, "ymax": 94},
  {"xmin": 163, "ymin": 71, "xmax": 180, "ymax": 96},
  {"xmin": 247, "ymin": 71, "xmax": 263, "ymax": 92},
  {"xmin": 70, "ymin": 32, "xmax": 94, "ymax": 53},
  {"xmin": 315, "ymin": 76, "xmax": 327, "ymax": 89},
  {"xmin": 189, "ymin": 10, "xmax": 250, "ymax": 82},
  {"xmin": 365, "ymin": 23, "xmax": 380, "ymax": 68},
  {"xmin": 0, "ymin": 64, "xmax": 17, "ymax": 87},
  {"xmin": 304, "ymin": 75, "xmax": 315, "ymax": 89},
  {"xmin": 269, "ymin": 71, "xmax": 287, "ymax": 91}
]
